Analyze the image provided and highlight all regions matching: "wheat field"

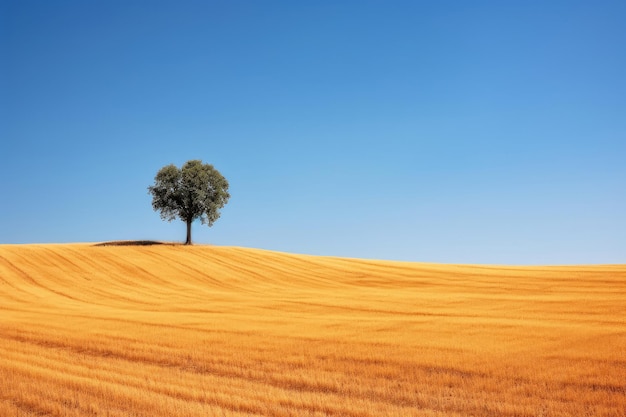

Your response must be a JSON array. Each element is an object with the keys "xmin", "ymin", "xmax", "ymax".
[{"xmin": 0, "ymin": 243, "xmax": 624, "ymax": 416}]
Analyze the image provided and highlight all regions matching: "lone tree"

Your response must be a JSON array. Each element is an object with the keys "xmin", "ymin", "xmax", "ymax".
[{"xmin": 148, "ymin": 160, "xmax": 230, "ymax": 245}]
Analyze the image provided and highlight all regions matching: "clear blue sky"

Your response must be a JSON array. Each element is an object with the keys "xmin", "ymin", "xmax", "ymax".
[{"xmin": 2, "ymin": 0, "xmax": 625, "ymax": 264}]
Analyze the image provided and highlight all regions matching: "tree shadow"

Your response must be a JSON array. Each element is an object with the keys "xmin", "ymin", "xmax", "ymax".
[{"xmin": 94, "ymin": 240, "xmax": 172, "ymax": 247}]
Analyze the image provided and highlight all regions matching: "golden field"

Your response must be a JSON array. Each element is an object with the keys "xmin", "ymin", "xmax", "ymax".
[{"xmin": 0, "ymin": 243, "xmax": 624, "ymax": 417}]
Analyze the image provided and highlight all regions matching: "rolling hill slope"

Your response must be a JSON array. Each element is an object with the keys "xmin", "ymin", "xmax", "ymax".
[{"xmin": 0, "ymin": 243, "xmax": 624, "ymax": 416}]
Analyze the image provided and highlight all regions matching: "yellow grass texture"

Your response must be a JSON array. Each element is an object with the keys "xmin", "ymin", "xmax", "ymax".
[{"xmin": 0, "ymin": 243, "xmax": 624, "ymax": 416}]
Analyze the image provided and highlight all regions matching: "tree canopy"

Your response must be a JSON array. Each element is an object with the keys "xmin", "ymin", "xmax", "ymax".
[{"xmin": 148, "ymin": 160, "xmax": 230, "ymax": 245}]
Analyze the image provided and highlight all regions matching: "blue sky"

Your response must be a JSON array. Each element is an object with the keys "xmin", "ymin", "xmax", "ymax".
[{"xmin": 2, "ymin": 0, "xmax": 625, "ymax": 264}]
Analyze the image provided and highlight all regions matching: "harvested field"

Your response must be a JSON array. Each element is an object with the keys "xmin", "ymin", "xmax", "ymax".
[{"xmin": 0, "ymin": 243, "xmax": 624, "ymax": 416}]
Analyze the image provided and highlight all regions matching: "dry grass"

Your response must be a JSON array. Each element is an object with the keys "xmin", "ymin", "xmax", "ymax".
[{"xmin": 0, "ymin": 243, "xmax": 624, "ymax": 416}]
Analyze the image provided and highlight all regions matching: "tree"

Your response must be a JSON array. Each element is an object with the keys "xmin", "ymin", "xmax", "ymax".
[{"xmin": 148, "ymin": 160, "xmax": 230, "ymax": 245}]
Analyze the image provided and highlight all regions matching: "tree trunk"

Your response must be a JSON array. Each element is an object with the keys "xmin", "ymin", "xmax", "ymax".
[{"xmin": 185, "ymin": 220, "xmax": 192, "ymax": 245}]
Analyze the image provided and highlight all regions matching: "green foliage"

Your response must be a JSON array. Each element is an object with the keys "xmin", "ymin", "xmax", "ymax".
[{"xmin": 148, "ymin": 160, "xmax": 230, "ymax": 244}]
